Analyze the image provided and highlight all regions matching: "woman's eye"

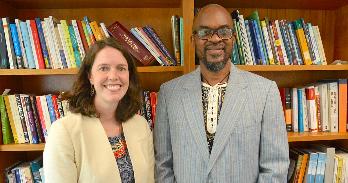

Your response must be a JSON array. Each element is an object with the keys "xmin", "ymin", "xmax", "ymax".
[{"xmin": 99, "ymin": 66, "xmax": 109, "ymax": 71}]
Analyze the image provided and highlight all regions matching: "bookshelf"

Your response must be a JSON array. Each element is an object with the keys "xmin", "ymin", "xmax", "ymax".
[{"xmin": 0, "ymin": 0, "xmax": 347, "ymax": 181}]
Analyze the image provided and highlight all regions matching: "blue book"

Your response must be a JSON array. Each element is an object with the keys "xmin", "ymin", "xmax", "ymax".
[
  {"xmin": 252, "ymin": 20, "xmax": 267, "ymax": 65},
  {"xmin": 0, "ymin": 19, "xmax": 9, "ymax": 68},
  {"xmin": 35, "ymin": 18, "xmax": 51, "ymax": 68},
  {"xmin": 315, "ymin": 152, "xmax": 326, "ymax": 183},
  {"xmin": 68, "ymin": 25, "xmax": 81, "ymax": 67},
  {"xmin": 244, "ymin": 20, "xmax": 256, "ymax": 64},
  {"xmin": 9, "ymin": 24, "xmax": 24, "ymax": 68},
  {"xmin": 287, "ymin": 22, "xmax": 303, "ymax": 65},
  {"xmin": 297, "ymin": 88, "xmax": 304, "ymax": 132},
  {"xmin": 19, "ymin": 21, "xmax": 36, "ymax": 69},
  {"xmin": 248, "ymin": 20, "xmax": 262, "ymax": 65},
  {"xmin": 45, "ymin": 95, "xmax": 56, "ymax": 123},
  {"xmin": 278, "ymin": 21, "xmax": 293, "ymax": 65},
  {"xmin": 30, "ymin": 156, "xmax": 43, "ymax": 183},
  {"xmin": 231, "ymin": 42, "xmax": 240, "ymax": 65},
  {"xmin": 143, "ymin": 26, "xmax": 176, "ymax": 65}
]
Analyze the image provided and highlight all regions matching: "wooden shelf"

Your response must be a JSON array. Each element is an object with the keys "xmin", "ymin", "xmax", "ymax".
[
  {"xmin": 288, "ymin": 132, "xmax": 348, "ymax": 142},
  {"xmin": 237, "ymin": 65, "xmax": 348, "ymax": 72},
  {"xmin": 0, "ymin": 66, "xmax": 184, "ymax": 75},
  {"xmin": 195, "ymin": 0, "xmax": 348, "ymax": 10},
  {"xmin": 0, "ymin": 144, "xmax": 45, "ymax": 151},
  {"xmin": 2, "ymin": 0, "xmax": 180, "ymax": 9}
]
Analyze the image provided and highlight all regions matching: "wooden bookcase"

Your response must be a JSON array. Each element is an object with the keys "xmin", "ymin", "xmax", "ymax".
[{"xmin": 0, "ymin": 0, "xmax": 348, "ymax": 181}]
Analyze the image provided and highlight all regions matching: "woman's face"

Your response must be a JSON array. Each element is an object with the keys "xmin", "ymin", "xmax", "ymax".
[{"xmin": 89, "ymin": 46, "xmax": 130, "ymax": 107}]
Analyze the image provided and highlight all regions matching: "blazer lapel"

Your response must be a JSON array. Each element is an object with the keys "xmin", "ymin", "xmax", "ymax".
[
  {"xmin": 207, "ymin": 65, "xmax": 248, "ymax": 172},
  {"xmin": 182, "ymin": 68, "xmax": 210, "ymax": 162}
]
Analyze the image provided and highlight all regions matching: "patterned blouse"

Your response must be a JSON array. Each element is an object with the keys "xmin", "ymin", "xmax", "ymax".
[
  {"xmin": 108, "ymin": 133, "xmax": 135, "ymax": 183},
  {"xmin": 201, "ymin": 82, "xmax": 227, "ymax": 154}
]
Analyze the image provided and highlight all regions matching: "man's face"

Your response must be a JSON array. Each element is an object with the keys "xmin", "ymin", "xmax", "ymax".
[{"xmin": 193, "ymin": 7, "xmax": 234, "ymax": 73}]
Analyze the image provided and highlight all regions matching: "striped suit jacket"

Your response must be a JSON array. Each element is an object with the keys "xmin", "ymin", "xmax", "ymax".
[{"xmin": 154, "ymin": 64, "xmax": 289, "ymax": 183}]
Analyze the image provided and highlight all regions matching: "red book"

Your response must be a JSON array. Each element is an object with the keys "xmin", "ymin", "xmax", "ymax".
[
  {"xmin": 76, "ymin": 20, "xmax": 89, "ymax": 52},
  {"xmin": 51, "ymin": 95, "xmax": 60, "ymax": 119},
  {"xmin": 29, "ymin": 20, "xmax": 45, "ymax": 69},
  {"xmin": 107, "ymin": 21, "xmax": 156, "ymax": 66}
]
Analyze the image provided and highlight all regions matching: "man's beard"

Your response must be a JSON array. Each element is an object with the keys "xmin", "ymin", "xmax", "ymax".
[{"xmin": 201, "ymin": 49, "xmax": 229, "ymax": 73}]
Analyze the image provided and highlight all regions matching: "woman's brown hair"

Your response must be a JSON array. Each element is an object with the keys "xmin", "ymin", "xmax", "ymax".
[{"xmin": 67, "ymin": 37, "xmax": 142, "ymax": 122}]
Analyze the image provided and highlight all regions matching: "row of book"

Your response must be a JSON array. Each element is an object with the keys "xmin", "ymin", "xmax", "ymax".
[
  {"xmin": 0, "ymin": 90, "xmax": 157, "ymax": 145},
  {"xmin": 230, "ymin": 10, "xmax": 327, "ymax": 66},
  {"xmin": 288, "ymin": 144, "xmax": 348, "ymax": 183},
  {"xmin": 279, "ymin": 79, "xmax": 347, "ymax": 133},
  {"xmin": 0, "ymin": 16, "xmax": 112, "ymax": 70},
  {"xmin": 107, "ymin": 15, "xmax": 183, "ymax": 67},
  {"xmin": 4, "ymin": 157, "xmax": 44, "ymax": 183},
  {"xmin": 0, "ymin": 93, "xmax": 69, "ymax": 145}
]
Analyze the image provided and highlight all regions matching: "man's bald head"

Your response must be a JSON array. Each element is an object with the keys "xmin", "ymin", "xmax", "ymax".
[{"xmin": 193, "ymin": 4, "xmax": 233, "ymax": 32}]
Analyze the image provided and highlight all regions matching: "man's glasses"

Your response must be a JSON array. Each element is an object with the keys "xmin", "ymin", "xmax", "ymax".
[{"xmin": 193, "ymin": 27, "xmax": 234, "ymax": 40}]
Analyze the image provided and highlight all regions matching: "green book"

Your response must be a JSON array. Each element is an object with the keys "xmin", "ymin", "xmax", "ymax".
[{"xmin": 0, "ymin": 95, "xmax": 14, "ymax": 144}]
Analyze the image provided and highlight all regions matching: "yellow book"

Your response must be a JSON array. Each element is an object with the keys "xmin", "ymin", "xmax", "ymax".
[
  {"xmin": 294, "ymin": 20, "xmax": 312, "ymax": 65},
  {"xmin": 3, "ymin": 95, "xmax": 18, "ymax": 143},
  {"xmin": 98, "ymin": 26, "xmax": 106, "ymax": 39},
  {"xmin": 89, "ymin": 21, "xmax": 103, "ymax": 41},
  {"xmin": 60, "ymin": 20, "xmax": 77, "ymax": 68}
]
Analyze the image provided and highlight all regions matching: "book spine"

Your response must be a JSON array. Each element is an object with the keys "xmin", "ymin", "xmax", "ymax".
[
  {"xmin": 71, "ymin": 20, "xmax": 85, "ymax": 59},
  {"xmin": 287, "ymin": 22, "xmax": 303, "ymax": 65},
  {"xmin": 15, "ymin": 19, "xmax": 28, "ymax": 68},
  {"xmin": 68, "ymin": 25, "xmax": 81, "ymax": 67},
  {"xmin": 60, "ymin": 20, "xmax": 76, "ymax": 68},
  {"xmin": 294, "ymin": 20, "xmax": 312, "ymax": 65},
  {"xmin": 279, "ymin": 20, "xmax": 293, "ymax": 65},
  {"xmin": 0, "ymin": 95, "xmax": 14, "ymax": 144},
  {"xmin": 23, "ymin": 95, "xmax": 39, "ymax": 144},
  {"xmin": 15, "ymin": 94, "xmax": 30, "ymax": 143},
  {"xmin": 83, "ymin": 16, "xmax": 96, "ymax": 45},
  {"xmin": 260, "ymin": 20, "xmax": 274, "ymax": 65},
  {"xmin": 35, "ymin": 18, "xmax": 51, "ymax": 69},
  {"xmin": 57, "ymin": 23, "xmax": 72, "ymax": 68},
  {"xmin": 244, "ymin": 20, "xmax": 257, "ymax": 65},
  {"xmin": 29, "ymin": 20, "xmax": 46, "ymax": 69},
  {"xmin": 35, "ymin": 96, "xmax": 48, "ymax": 140},
  {"xmin": 51, "ymin": 95, "xmax": 61, "ymax": 120},
  {"xmin": 100, "ymin": 22, "xmax": 110, "ymax": 38},
  {"xmin": 76, "ymin": 20, "xmax": 89, "ymax": 51},
  {"xmin": 29, "ymin": 95, "xmax": 44, "ymax": 143},
  {"xmin": 0, "ymin": 19, "xmax": 9, "ymax": 68},
  {"xmin": 143, "ymin": 26, "xmax": 177, "ymax": 65},
  {"xmin": 45, "ymin": 95, "xmax": 57, "ymax": 123},
  {"xmin": 3, "ymin": 96, "xmax": 18, "ymax": 143},
  {"xmin": 2, "ymin": 18, "xmax": 18, "ymax": 69},
  {"xmin": 9, "ymin": 23, "xmax": 24, "ymax": 68},
  {"xmin": 307, "ymin": 23, "xmax": 321, "ymax": 65},
  {"xmin": 48, "ymin": 16, "xmax": 64, "ymax": 68},
  {"xmin": 89, "ymin": 21, "xmax": 103, "ymax": 41},
  {"xmin": 275, "ymin": 20, "xmax": 289, "ymax": 65},
  {"xmin": 20, "ymin": 21, "xmax": 36, "ymax": 68},
  {"xmin": 239, "ymin": 15, "xmax": 254, "ymax": 65}
]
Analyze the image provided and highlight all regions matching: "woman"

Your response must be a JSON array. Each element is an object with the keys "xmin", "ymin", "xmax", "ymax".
[{"xmin": 43, "ymin": 38, "xmax": 154, "ymax": 183}]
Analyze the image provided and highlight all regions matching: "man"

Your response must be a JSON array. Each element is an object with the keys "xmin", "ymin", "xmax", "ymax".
[{"xmin": 154, "ymin": 4, "xmax": 289, "ymax": 183}]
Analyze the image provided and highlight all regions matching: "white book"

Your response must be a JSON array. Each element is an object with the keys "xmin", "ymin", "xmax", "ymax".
[
  {"xmin": 2, "ymin": 18, "xmax": 17, "ymax": 69},
  {"xmin": 39, "ymin": 95, "xmax": 52, "ymax": 133},
  {"xmin": 328, "ymin": 82, "xmax": 338, "ymax": 132},
  {"xmin": 42, "ymin": 19, "xmax": 57, "ymax": 69},
  {"xmin": 100, "ymin": 22, "xmax": 110, "ymax": 38},
  {"xmin": 307, "ymin": 23, "xmax": 321, "ymax": 65},
  {"xmin": 238, "ymin": 15, "xmax": 254, "ymax": 65},
  {"xmin": 291, "ymin": 88, "xmax": 298, "ymax": 132},
  {"xmin": 8, "ymin": 95, "xmax": 26, "ymax": 143},
  {"xmin": 275, "ymin": 20, "xmax": 289, "ymax": 65},
  {"xmin": 319, "ymin": 83, "xmax": 330, "ymax": 132},
  {"xmin": 314, "ymin": 85, "xmax": 322, "ymax": 131},
  {"xmin": 71, "ymin": 20, "xmax": 85, "ymax": 59},
  {"xmin": 301, "ymin": 88, "xmax": 309, "ymax": 132},
  {"xmin": 48, "ymin": 16, "xmax": 64, "ymax": 69},
  {"xmin": 15, "ymin": 19, "xmax": 28, "ymax": 68},
  {"xmin": 305, "ymin": 85, "xmax": 318, "ymax": 132},
  {"xmin": 26, "ymin": 20, "xmax": 39, "ymax": 69},
  {"xmin": 312, "ymin": 26, "xmax": 327, "ymax": 65}
]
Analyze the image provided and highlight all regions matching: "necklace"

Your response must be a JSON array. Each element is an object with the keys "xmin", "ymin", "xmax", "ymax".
[{"xmin": 201, "ymin": 71, "xmax": 230, "ymax": 86}]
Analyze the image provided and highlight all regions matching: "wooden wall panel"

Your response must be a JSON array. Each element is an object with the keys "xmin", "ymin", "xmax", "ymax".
[
  {"xmin": 16, "ymin": 8, "xmax": 181, "ymax": 58},
  {"xmin": 334, "ymin": 5, "xmax": 348, "ymax": 61}
]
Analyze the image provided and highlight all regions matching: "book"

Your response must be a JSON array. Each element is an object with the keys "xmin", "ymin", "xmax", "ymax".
[{"xmin": 107, "ymin": 21, "xmax": 156, "ymax": 66}]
